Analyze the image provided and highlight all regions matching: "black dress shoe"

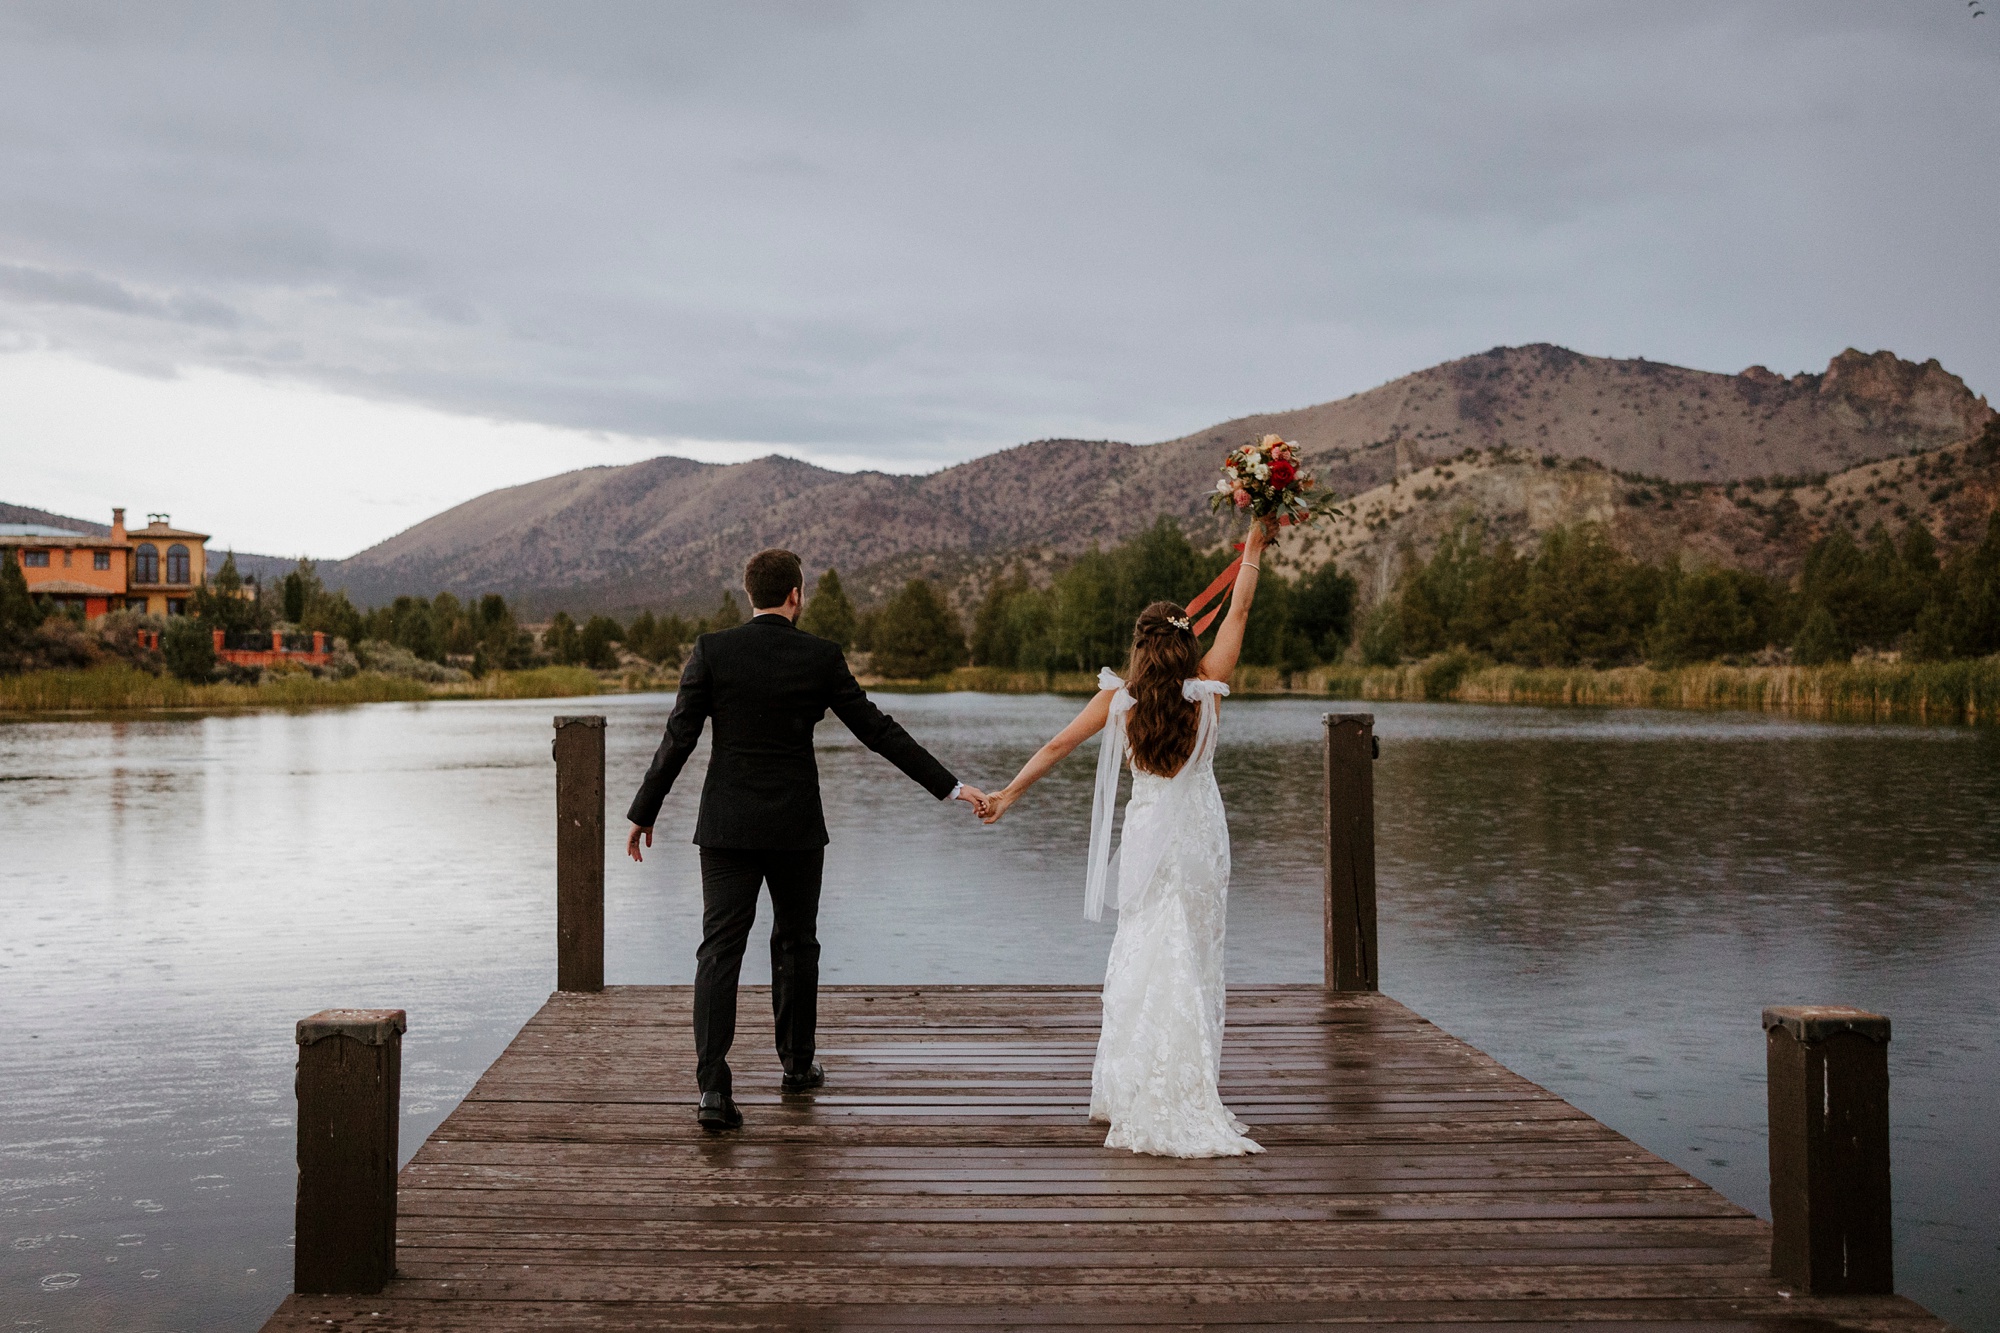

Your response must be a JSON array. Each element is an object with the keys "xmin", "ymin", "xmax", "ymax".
[
  {"xmin": 696, "ymin": 1091, "xmax": 742, "ymax": 1132},
  {"xmin": 781, "ymin": 1061, "xmax": 824, "ymax": 1094}
]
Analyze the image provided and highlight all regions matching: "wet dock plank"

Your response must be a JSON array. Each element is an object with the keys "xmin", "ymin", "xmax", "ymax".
[{"xmin": 260, "ymin": 985, "xmax": 1951, "ymax": 1330}]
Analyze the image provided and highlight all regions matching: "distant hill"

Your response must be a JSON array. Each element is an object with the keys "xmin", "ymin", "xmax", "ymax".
[
  {"xmin": 319, "ymin": 344, "xmax": 1992, "ymax": 616},
  {"xmin": 0, "ymin": 502, "xmax": 110, "ymax": 535}
]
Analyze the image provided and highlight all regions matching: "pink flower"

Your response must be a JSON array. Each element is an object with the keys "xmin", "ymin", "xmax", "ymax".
[{"xmin": 1233, "ymin": 488, "xmax": 1251, "ymax": 509}]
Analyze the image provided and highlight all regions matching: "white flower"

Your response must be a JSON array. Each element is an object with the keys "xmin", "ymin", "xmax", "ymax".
[
  {"xmin": 1214, "ymin": 477, "xmax": 1233, "ymax": 494},
  {"xmin": 1253, "ymin": 462, "xmax": 1270, "ymax": 480}
]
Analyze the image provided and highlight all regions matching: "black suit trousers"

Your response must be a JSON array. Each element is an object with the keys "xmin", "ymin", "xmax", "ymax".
[{"xmin": 693, "ymin": 846, "xmax": 825, "ymax": 1096}]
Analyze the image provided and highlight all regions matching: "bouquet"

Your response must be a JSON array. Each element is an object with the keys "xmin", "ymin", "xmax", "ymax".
[{"xmin": 1209, "ymin": 434, "xmax": 1340, "ymax": 527}]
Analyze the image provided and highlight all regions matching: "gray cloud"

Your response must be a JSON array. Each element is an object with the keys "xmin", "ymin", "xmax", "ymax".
[{"xmin": 0, "ymin": 1, "xmax": 1994, "ymax": 467}]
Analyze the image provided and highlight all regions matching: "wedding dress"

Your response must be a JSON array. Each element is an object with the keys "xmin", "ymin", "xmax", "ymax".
[{"xmin": 1084, "ymin": 669, "xmax": 1262, "ymax": 1158}]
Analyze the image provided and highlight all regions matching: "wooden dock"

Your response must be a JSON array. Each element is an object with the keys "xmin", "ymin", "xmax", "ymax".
[{"xmin": 261, "ymin": 983, "xmax": 1949, "ymax": 1331}]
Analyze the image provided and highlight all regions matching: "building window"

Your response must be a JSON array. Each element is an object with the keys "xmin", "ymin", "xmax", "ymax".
[
  {"xmin": 94, "ymin": 550, "xmax": 111, "ymax": 570},
  {"xmin": 126, "ymin": 597, "xmax": 148, "ymax": 613},
  {"xmin": 166, "ymin": 544, "xmax": 190, "ymax": 584},
  {"xmin": 21, "ymin": 549, "xmax": 49, "ymax": 567},
  {"xmin": 62, "ymin": 549, "xmax": 72, "ymax": 567},
  {"xmin": 135, "ymin": 543, "xmax": 159, "ymax": 583},
  {"xmin": 166, "ymin": 598, "xmax": 187, "ymax": 617}
]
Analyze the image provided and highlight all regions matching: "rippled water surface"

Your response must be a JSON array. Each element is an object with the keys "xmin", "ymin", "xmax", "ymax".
[{"xmin": 2, "ymin": 693, "xmax": 1996, "ymax": 1330}]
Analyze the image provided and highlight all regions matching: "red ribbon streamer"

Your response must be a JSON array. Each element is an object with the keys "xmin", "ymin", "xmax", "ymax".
[{"xmin": 1185, "ymin": 517, "xmax": 1291, "ymax": 635}]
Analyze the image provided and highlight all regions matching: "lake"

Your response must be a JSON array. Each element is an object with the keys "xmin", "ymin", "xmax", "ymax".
[{"xmin": 2, "ymin": 692, "xmax": 1996, "ymax": 1331}]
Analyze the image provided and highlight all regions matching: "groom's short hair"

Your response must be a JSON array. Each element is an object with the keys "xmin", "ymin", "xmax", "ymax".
[{"xmin": 744, "ymin": 548, "xmax": 804, "ymax": 610}]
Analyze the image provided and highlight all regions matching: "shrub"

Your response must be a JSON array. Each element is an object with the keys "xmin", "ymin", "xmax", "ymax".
[{"xmin": 161, "ymin": 616, "xmax": 218, "ymax": 681}]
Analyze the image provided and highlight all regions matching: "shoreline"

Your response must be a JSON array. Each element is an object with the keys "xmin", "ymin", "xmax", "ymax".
[
  {"xmin": 0, "ymin": 663, "xmax": 604, "ymax": 717},
  {"xmin": 863, "ymin": 656, "xmax": 2000, "ymax": 724},
  {"xmin": 6, "ymin": 655, "xmax": 1996, "ymax": 724}
]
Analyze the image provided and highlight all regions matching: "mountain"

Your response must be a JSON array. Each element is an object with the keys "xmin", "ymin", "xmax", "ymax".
[
  {"xmin": 0, "ymin": 502, "xmax": 111, "ymax": 535},
  {"xmin": 319, "ymin": 344, "xmax": 1991, "ymax": 616}
]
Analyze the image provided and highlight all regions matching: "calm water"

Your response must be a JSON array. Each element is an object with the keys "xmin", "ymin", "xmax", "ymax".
[{"xmin": 2, "ymin": 693, "xmax": 1996, "ymax": 1331}]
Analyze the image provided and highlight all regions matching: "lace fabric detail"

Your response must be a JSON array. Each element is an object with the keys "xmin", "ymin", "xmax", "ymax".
[{"xmin": 1086, "ymin": 675, "xmax": 1261, "ymax": 1159}]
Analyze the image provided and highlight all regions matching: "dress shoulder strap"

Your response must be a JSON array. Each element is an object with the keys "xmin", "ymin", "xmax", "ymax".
[{"xmin": 1182, "ymin": 678, "xmax": 1229, "ymax": 701}]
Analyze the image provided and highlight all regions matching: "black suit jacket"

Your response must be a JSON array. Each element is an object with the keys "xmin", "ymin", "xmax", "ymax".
[{"xmin": 627, "ymin": 614, "xmax": 958, "ymax": 849}]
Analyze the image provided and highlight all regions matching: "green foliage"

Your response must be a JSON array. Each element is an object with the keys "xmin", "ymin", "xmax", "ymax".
[
  {"xmin": 1646, "ymin": 562, "xmax": 1776, "ymax": 666},
  {"xmin": 0, "ymin": 550, "xmax": 46, "ymax": 670},
  {"xmin": 191, "ymin": 552, "xmax": 270, "ymax": 635},
  {"xmin": 871, "ymin": 580, "xmax": 968, "ymax": 678},
  {"xmin": 1292, "ymin": 562, "xmax": 1360, "ymax": 661},
  {"xmin": 365, "ymin": 595, "xmax": 445, "ymax": 662},
  {"xmin": 543, "ymin": 611, "xmax": 581, "ymax": 665},
  {"xmin": 580, "ymin": 615, "xmax": 624, "ymax": 670},
  {"xmin": 1357, "ymin": 601, "xmax": 1403, "ymax": 667},
  {"xmin": 969, "ymin": 566, "xmax": 1057, "ymax": 670},
  {"xmin": 623, "ymin": 610, "xmax": 693, "ymax": 664},
  {"xmin": 282, "ymin": 568, "xmax": 307, "ymax": 622},
  {"xmin": 1044, "ymin": 517, "xmax": 1232, "ymax": 670},
  {"xmin": 282, "ymin": 560, "xmax": 366, "ymax": 645},
  {"xmin": 1911, "ymin": 511, "xmax": 2000, "ymax": 661},
  {"xmin": 1390, "ymin": 521, "xmax": 1665, "ymax": 667},
  {"xmin": 1792, "ymin": 605, "xmax": 1845, "ymax": 666},
  {"xmin": 707, "ymin": 591, "xmax": 744, "ymax": 632},
  {"xmin": 161, "ymin": 615, "xmax": 217, "ymax": 681},
  {"xmin": 799, "ymin": 568, "xmax": 857, "ymax": 648},
  {"xmin": 964, "ymin": 516, "xmax": 1353, "ymax": 674}
]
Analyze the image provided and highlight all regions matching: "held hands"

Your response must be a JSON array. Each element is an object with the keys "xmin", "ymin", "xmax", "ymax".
[
  {"xmin": 953, "ymin": 782, "xmax": 1015, "ymax": 824},
  {"xmin": 976, "ymin": 787, "xmax": 1017, "ymax": 825}
]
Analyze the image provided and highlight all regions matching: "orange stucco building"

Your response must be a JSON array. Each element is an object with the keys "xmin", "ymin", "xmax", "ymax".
[{"xmin": 0, "ymin": 508, "xmax": 211, "ymax": 618}]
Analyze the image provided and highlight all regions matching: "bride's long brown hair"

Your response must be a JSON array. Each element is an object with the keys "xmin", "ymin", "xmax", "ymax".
[{"xmin": 1125, "ymin": 601, "xmax": 1205, "ymax": 777}]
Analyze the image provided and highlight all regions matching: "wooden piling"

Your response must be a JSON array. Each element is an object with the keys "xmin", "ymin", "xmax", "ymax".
[
  {"xmin": 1763, "ymin": 1004, "xmax": 1894, "ymax": 1295},
  {"xmin": 293, "ymin": 1008, "xmax": 404, "ymax": 1295},
  {"xmin": 1323, "ymin": 712, "xmax": 1378, "ymax": 992},
  {"xmin": 553, "ymin": 715, "xmax": 605, "ymax": 993}
]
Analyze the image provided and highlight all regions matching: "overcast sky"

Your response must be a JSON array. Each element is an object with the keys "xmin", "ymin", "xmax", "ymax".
[{"xmin": 2, "ymin": 1, "xmax": 1996, "ymax": 556}]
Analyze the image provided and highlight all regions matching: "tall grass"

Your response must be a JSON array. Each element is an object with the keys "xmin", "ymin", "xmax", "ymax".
[
  {"xmin": 433, "ymin": 666, "xmax": 604, "ymax": 700},
  {"xmin": 870, "ymin": 656, "xmax": 2000, "ymax": 723},
  {"xmin": 0, "ymin": 663, "xmax": 602, "ymax": 714}
]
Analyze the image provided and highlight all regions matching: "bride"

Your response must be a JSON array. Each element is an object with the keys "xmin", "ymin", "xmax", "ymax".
[{"xmin": 977, "ymin": 518, "xmax": 1275, "ymax": 1158}]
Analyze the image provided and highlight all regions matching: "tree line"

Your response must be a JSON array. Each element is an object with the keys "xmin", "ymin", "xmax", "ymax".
[
  {"xmin": 1364, "ymin": 511, "xmax": 2000, "ymax": 668},
  {"xmin": 9, "ymin": 493, "xmax": 1995, "ymax": 683}
]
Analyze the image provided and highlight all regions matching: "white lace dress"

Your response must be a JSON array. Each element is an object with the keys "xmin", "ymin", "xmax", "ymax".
[{"xmin": 1084, "ymin": 670, "xmax": 1262, "ymax": 1158}]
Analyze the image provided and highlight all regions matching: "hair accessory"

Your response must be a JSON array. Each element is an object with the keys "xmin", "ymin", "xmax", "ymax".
[{"xmin": 1168, "ymin": 615, "xmax": 1191, "ymax": 631}]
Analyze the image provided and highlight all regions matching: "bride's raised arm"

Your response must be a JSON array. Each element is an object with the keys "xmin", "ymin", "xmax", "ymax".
[
  {"xmin": 977, "ymin": 687, "xmax": 1117, "ymax": 825},
  {"xmin": 1199, "ymin": 519, "xmax": 1274, "ymax": 683}
]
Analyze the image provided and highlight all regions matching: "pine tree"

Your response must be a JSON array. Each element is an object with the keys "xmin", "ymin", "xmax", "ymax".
[
  {"xmin": 799, "ymin": 569, "xmax": 857, "ymax": 649},
  {"xmin": 580, "ymin": 615, "xmax": 624, "ymax": 669},
  {"xmin": 871, "ymin": 580, "xmax": 968, "ymax": 678},
  {"xmin": 543, "ymin": 611, "xmax": 582, "ymax": 664}
]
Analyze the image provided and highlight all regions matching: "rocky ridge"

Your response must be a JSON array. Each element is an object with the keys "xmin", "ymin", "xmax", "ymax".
[{"xmin": 12, "ymin": 345, "xmax": 1989, "ymax": 615}]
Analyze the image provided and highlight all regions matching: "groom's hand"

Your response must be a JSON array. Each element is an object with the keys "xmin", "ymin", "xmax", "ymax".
[
  {"xmin": 627, "ymin": 823, "xmax": 653, "ymax": 862},
  {"xmin": 954, "ymin": 784, "xmax": 987, "ymax": 816}
]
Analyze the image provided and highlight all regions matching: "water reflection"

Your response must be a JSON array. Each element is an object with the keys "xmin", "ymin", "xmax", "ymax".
[{"xmin": 0, "ymin": 694, "xmax": 1994, "ymax": 1330}]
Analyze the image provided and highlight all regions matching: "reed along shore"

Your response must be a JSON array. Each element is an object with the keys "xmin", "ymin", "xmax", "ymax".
[
  {"xmin": 11, "ymin": 656, "xmax": 1996, "ymax": 725},
  {"xmin": 866, "ymin": 655, "xmax": 2000, "ymax": 725},
  {"xmin": 0, "ymin": 663, "xmax": 603, "ymax": 714}
]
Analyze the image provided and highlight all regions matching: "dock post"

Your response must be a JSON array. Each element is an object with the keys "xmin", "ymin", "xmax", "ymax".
[
  {"xmin": 1762, "ymin": 1005, "xmax": 1893, "ymax": 1294},
  {"xmin": 553, "ymin": 714, "xmax": 606, "ymax": 993},
  {"xmin": 1323, "ymin": 713, "xmax": 1378, "ymax": 992},
  {"xmin": 294, "ymin": 1008, "xmax": 405, "ymax": 1295}
]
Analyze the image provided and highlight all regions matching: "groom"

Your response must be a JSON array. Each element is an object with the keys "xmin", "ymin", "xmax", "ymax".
[{"xmin": 626, "ymin": 548, "xmax": 984, "ymax": 1132}]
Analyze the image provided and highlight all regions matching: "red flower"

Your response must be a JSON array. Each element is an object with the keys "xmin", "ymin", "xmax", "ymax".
[{"xmin": 1267, "ymin": 458, "xmax": 1297, "ymax": 488}]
